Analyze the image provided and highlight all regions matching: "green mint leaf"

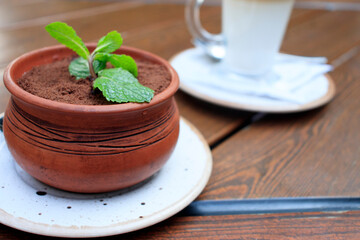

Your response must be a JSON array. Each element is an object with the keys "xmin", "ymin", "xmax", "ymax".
[
  {"xmin": 95, "ymin": 53, "xmax": 138, "ymax": 77},
  {"xmin": 69, "ymin": 57, "xmax": 106, "ymax": 79},
  {"xmin": 109, "ymin": 54, "xmax": 138, "ymax": 77},
  {"xmin": 94, "ymin": 68, "xmax": 154, "ymax": 103},
  {"xmin": 93, "ymin": 52, "xmax": 111, "ymax": 62},
  {"xmin": 45, "ymin": 22, "xmax": 90, "ymax": 60},
  {"xmin": 94, "ymin": 31, "xmax": 123, "ymax": 54},
  {"xmin": 93, "ymin": 60, "xmax": 106, "ymax": 74},
  {"xmin": 69, "ymin": 58, "xmax": 89, "ymax": 79}
]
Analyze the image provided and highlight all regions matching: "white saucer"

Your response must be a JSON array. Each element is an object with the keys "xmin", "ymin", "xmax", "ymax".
[
  {"xmin": 170, "ymin": 49, "xmax": 336, "ymax": 113},
  {"xmin": 0, "ymin": 118, "xmax": 212, "ymax": 238}
]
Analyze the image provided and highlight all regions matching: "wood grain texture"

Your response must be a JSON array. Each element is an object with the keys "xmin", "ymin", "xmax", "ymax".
[
  {"xmin": 295, "ymin": 0, "xmax": 360, "ymax": 11},
  {"xmin": 0, "ymin": 4, "xmax": 221, "ymax": 65},
  {"xmin": 199, "ymin": 48, "xmax": 360, "ymax": 200},
  {"xmin": 123, "ymin": 211, "xmax": 360, "ymax": 239},
  {"xmin": 175, "ymin": 92, "xmax": 249, "ymax": 146},
  {"xmin": 281, "ymin": 10, "xmax": 360, "ymax": 60},
  {"xmin": 1, "ymin": 211, "xmax": 360, "ymax": 239},
  {"xmin": 0, "ymin": 3, "xmax": 182, "ymax": 66},
  {"xmin": 0, "ymin": 0, "xmax": 110, "ymax": 28}
]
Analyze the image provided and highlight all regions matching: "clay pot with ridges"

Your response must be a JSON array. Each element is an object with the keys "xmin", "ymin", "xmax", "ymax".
[{"xmin": 3, "ymin": 44, "xmax": 180, "ymax": 193}]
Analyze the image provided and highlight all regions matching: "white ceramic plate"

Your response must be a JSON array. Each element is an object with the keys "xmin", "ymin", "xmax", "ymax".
[
  {"xmin": 170, "ymin": 49, "xmax": 336, "ymax": 113},
  {"xmin": 0, "ymin": 117, "xmax": 212, "ymax": 238}
]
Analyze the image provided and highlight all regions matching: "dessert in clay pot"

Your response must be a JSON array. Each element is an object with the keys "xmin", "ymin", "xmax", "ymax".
[{"xmin": 3, "ymin": 22, "xmax": 180, "ymax": 193}]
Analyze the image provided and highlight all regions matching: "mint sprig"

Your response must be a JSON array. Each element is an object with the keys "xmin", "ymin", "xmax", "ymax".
[
  {"xmin": 69, "ymin": 58, "xmax": 106, "ymax": 80},
  {"xmin": 94, "ymin": 31, "xmax": 123, "ymax": 54},
  {"xmin": 45, "ymin": 22, "xmax": 154, "ymax": 104},
  {"xmin": 95, "ymin": 53, "xmax": 138, "ymax": 77}
]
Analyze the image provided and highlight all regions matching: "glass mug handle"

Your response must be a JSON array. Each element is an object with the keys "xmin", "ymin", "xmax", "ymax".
[{"xmin": 185, "ymin": 0, "xmax": 225, "ymax": 60}]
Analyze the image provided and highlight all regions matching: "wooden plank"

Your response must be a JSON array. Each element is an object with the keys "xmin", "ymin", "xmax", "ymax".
[
  {"xmin": 0, "ymin": 0, "xmax": 110, "ymax": 28},
  {"xmin": 281, "ymin": 10, "xmax": 360, "ymax": 60},
  {"xmin": 121, "ymin": 5, "xmax": 221, "ymax": 59},
  {"xmin": 123, "ymin": 211, "xmax": 360, "ymax": 239},
  {"xmin": 295, "ymin": 1, "xmax": 360, "ymax": 12},
  {"xmin": 0, "ymin": 4, "xmax": 220, "ymax": 66},
  {"xmin": 175, "ymin": 92, "xmax": 249, "ymax": 146},
  {"xmin": 2, "ymin": 211, "xmax": 360, "ymax": 239},
  {"xmin": 0, "ymin": 0, "xmax": 46, "ymax": 7},
  {"xmin": 198, "ymin": 42, "xmax": 360, "ymax": 199},
  {"xmin": 0, "ymin": 2, "xmax": 152, "ymax": 66}
]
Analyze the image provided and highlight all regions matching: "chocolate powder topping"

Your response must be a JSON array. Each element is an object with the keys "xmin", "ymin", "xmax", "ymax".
[{"xmin": 18, "ymin": 57, "xmax": 171, "ymax": 105}]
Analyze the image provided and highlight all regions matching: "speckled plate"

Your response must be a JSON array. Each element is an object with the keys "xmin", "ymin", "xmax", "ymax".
[{"xmin": 0, "ymin": 117, "xmax": 212, "ymax": 238}]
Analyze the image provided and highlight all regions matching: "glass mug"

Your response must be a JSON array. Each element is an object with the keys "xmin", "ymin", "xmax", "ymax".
[{"xmin": 186, "ymin": 0, "xmax": 295, "ymax": 76}]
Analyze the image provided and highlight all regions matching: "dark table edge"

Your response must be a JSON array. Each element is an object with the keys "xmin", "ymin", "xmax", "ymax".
[{"xmin": 181, "ymin": 197, "xmax": 360, "ymax": 216}]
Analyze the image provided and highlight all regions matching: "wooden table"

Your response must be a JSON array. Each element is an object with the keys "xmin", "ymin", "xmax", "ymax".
[{"xmin": 1, "ymin": 0, "xmax": 360, "ymax": 238}]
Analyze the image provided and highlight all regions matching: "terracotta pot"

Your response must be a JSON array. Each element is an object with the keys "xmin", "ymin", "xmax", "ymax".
[{"xmin": 3, "ymin": 44, "xmax": 180, "ymax": 193}]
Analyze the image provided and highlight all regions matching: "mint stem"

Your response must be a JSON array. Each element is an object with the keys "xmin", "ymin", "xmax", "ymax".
[{"xmin": 88, "ymin": 54, "xmax": 97, "ymax": 80}]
